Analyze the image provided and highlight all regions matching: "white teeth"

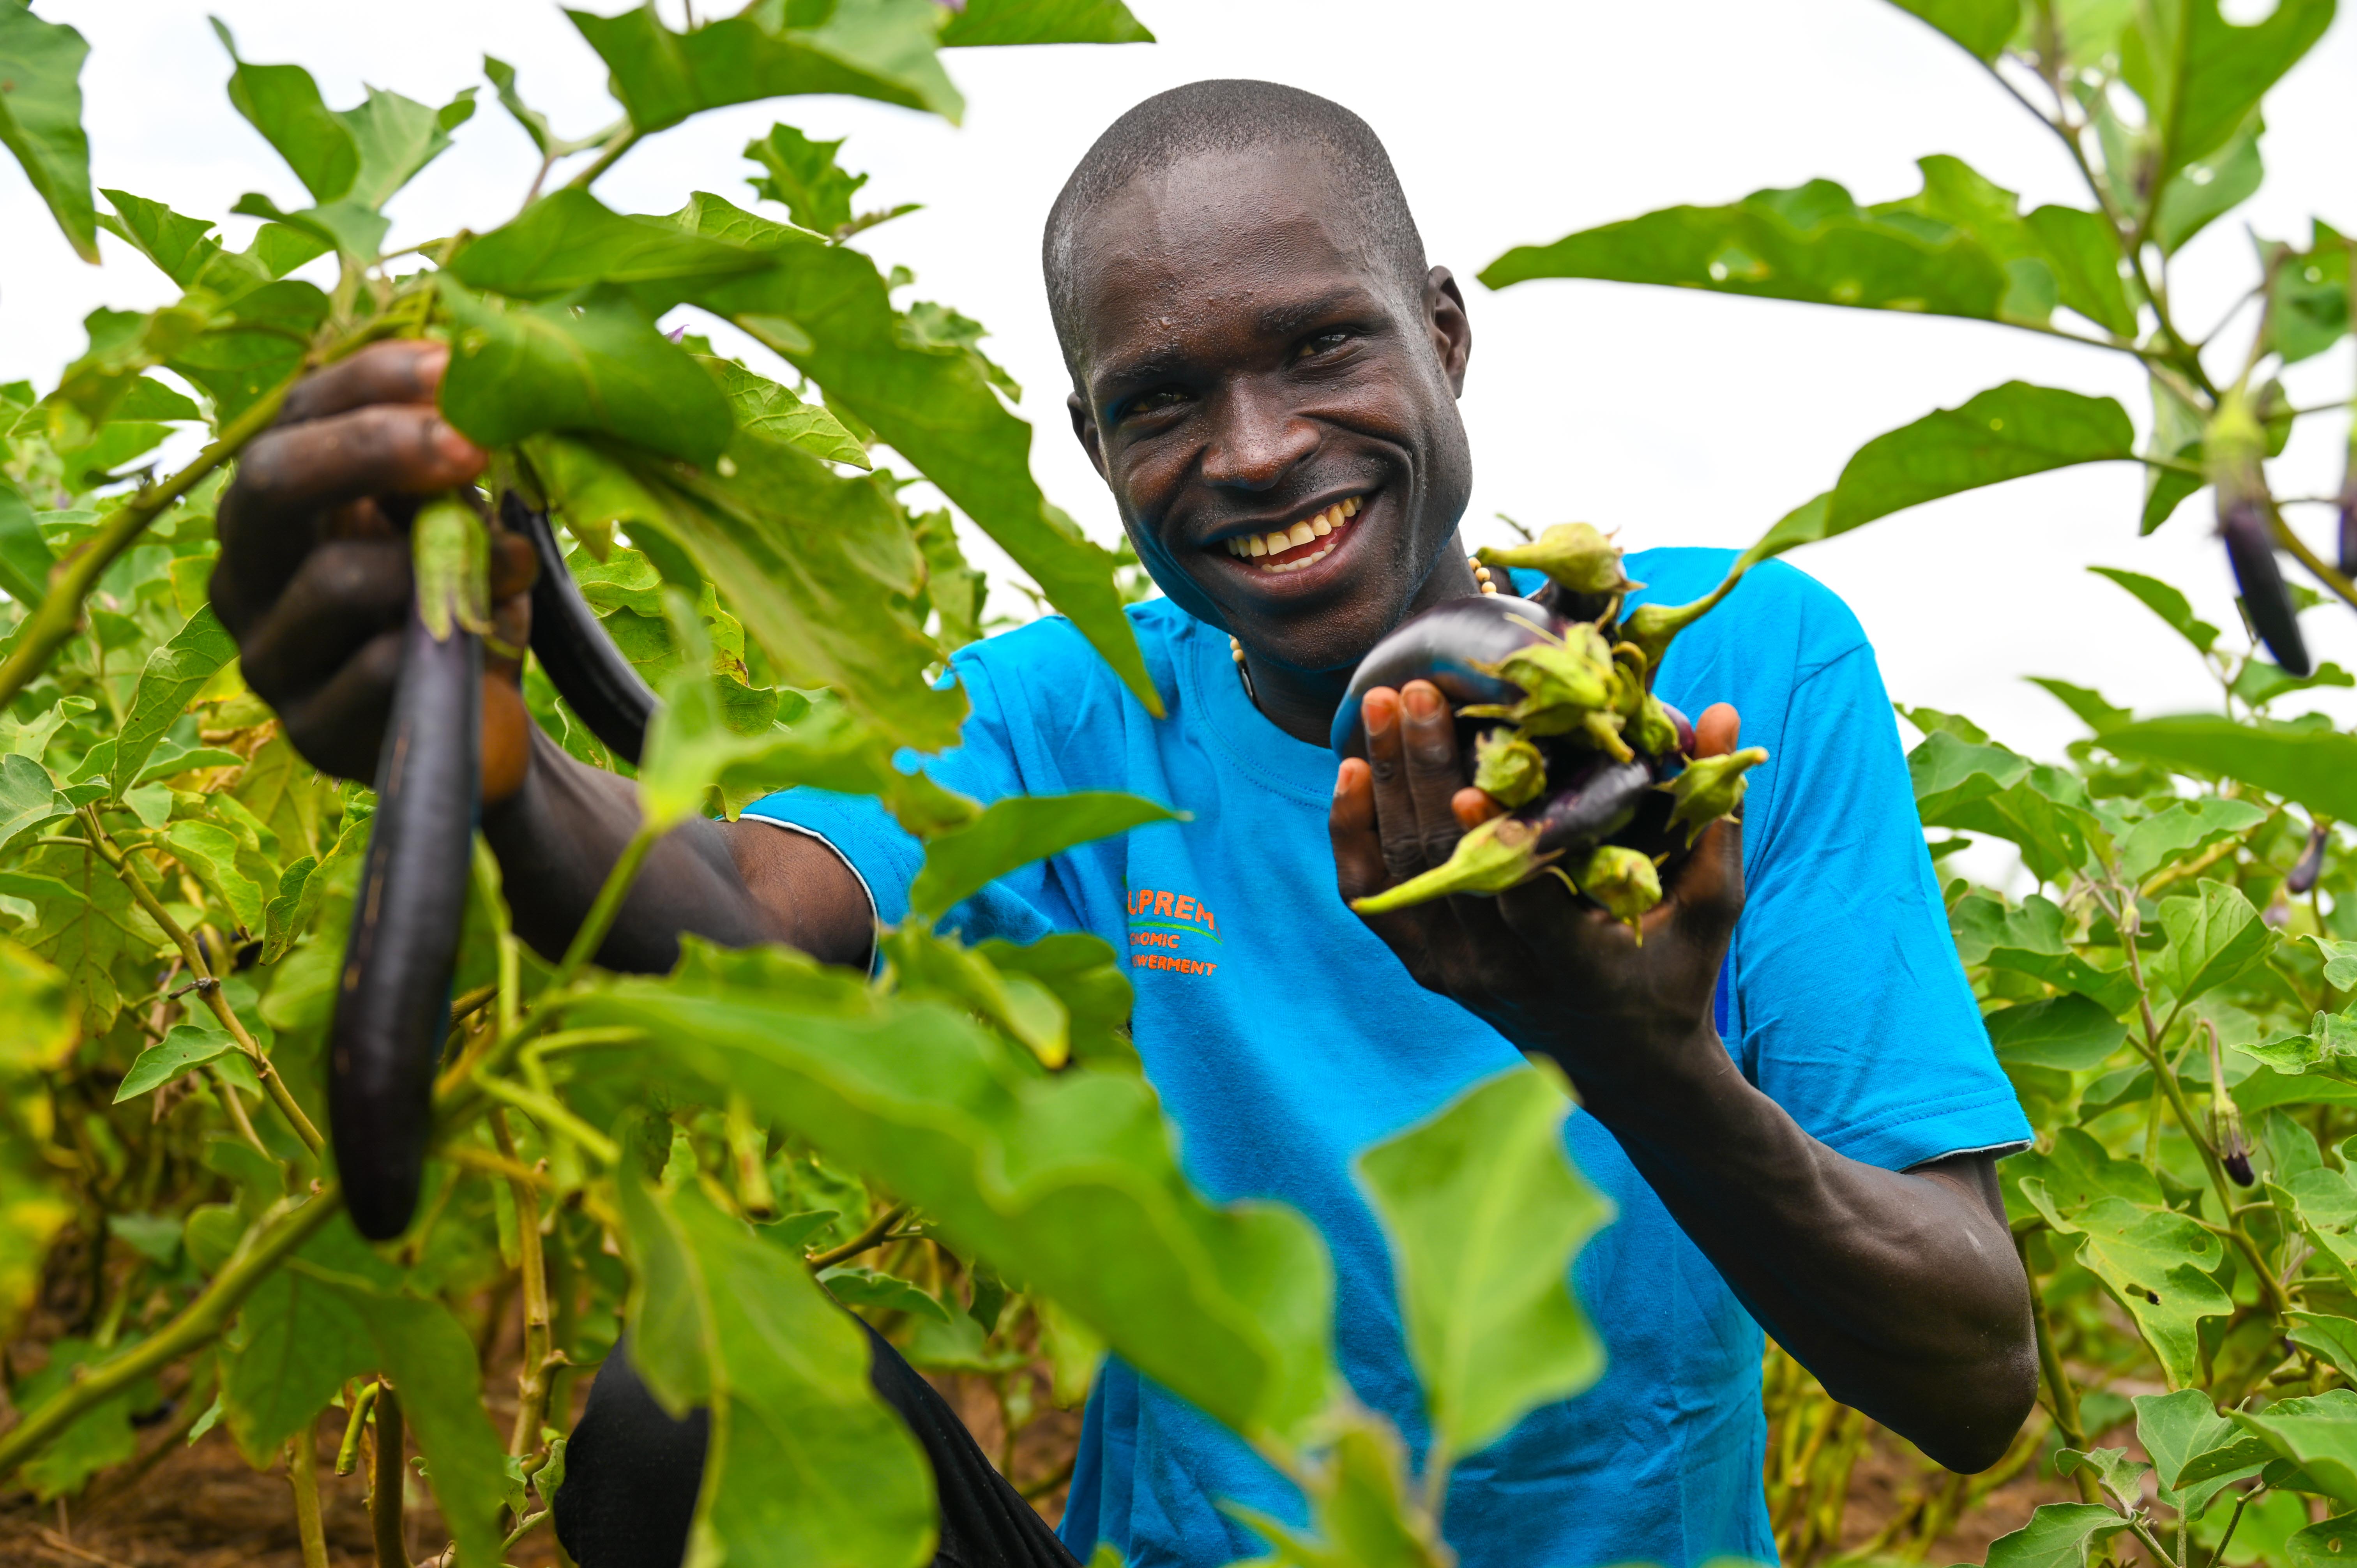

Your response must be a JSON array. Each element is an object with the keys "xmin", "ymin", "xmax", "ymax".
[
  {"xmin": 1288, "ymin": 521, "xmax": 1315, "ymax": 547},
  {"xmin": 1225, "ymin": 496, "xmax": 1367, "ymax": 571},
  {"xmin": 1343, "ymin": 497, "xmax": 1360, "ymax": 517},
  {"xmin": 1311, "ymin": 514, "xmax": 1332, "ymax": 537},
  {"xmin": 1249, "ymin": 533, "xmax": 1268, "ymax": 557},
  {"xmin": 1264, "ymin": 530, "xmax": 1290, "ymax": 554}
]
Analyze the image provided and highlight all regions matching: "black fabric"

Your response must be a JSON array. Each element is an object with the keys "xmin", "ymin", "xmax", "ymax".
[{"xmin": 554, "ymin": 1322, "xmax": 1081, "ymax": 1568}]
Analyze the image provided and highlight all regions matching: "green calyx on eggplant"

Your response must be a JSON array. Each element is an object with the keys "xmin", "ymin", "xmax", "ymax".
[
  {"xmin": 331, "ymin": 494, "xmax": 483, "ymax": 1241},
  {"xmin": 506, "ymin": 491, "xmax": 660, "ymax": 766},
  {"xmin": 1334, "ymin": 535, "xmax": 1760, "ymax": 925},
  {"xmin": 2209, "ymin": 388, "xmax": 2310, "ymax": 676}
]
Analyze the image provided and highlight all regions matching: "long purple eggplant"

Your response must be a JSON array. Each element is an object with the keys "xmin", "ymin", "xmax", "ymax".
[
  {"xmin": 508, "ymin": 492, "xmax": 659, "ymax": 766},
  {"xmin": 2222, "ymin": 498, "xmax": 2310, "ymax": 676},
  {"xmin": 331, "ymin": 603, "xmax": 481, "ymax": 1240},
  {"xmin": 1331, "ymin": 594, "xmax": 1561, "ymax": 759}
]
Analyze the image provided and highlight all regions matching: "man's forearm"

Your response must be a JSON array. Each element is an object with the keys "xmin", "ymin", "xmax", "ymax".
[
  {"xmin": 482, "ymin": 726, "xmax": 789, "ymax": 974},
  {"xmin": 1560, "ymin": 1034, "xmax": 2035, "ymax": 1473}
]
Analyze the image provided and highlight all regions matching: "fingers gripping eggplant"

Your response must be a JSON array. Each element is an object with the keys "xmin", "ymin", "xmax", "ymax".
[
  {"xmin": 332, "ymin": 500, "xmax": 483, "ymax": 1240},
  {"xmin": 1336, "ymin": 535, "xmax": 1765, "ymax": 930},
  {"xmin": 506, "ymin": 492, "xmax": 660, "ymax": 766}
]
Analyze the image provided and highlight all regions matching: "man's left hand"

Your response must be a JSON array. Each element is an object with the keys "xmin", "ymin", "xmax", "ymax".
[{"xmin": 1330, "ymin": 678, "xmax": 1742, "ymax": 1098}]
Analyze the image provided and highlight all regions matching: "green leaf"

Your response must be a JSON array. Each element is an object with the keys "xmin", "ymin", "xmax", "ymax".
[
  {"xmin": 700, "ymin": 353, "xmax": 869, "ymax": 468},
  {"xmin": 111, "ymin": 606, "xmax": 236, "ymax": 800},
  {"xmin": 976, "ymin": 932, "xmax": 1137, "ymax": 1072},
  {"xmin": 2232, "ymin": 1390, "xmax": 2357, "ymax": 1502},
  {"xmin": 2160, "ymin": 878, "xmax": 2271, "ymax": 1005},
  {"xmin": 2136, "ymin": 1387, "xmax": 2247, "ymax": 1489},
  {"xmin": 1226, "ymin": 1411, "xmax": 1447, "ymax": 1568},
  {"xmin": 568, "ymin": 0, "xmax": 963, "ymax": 132},
  {"xmin": 1481, "ymin": 176, "xmax": 2011, "ymax": 318},
  {"xmin": 221, "ymin": 1231, "xmax": 379, "ymax": 1466},
  {"xmin": 113, "ymin": 1022, "xmax": 239, "ymax": 1102},
  {"xmin": 2121, "ymin": 0, "xmax": 2332, "ymax": 187},
  {"xmin": 2027, "ymin": 677, "xmax": 2131, "ymax": 732},
  {"xmin": 1909, "ymin": 729, "xmax": 2030, "ymax": 820},
  {"xmin": 908, "ymin": 791, "xmax": 1180, "ymax": 925},
  {"xmin": 817, "ymin": 1264, "xmax": 954, "ymax": 1323},
  {"xmin": 939, "ymin": 0, "xmax": 1156, "ymax": 46},
  {"xmin": 2307, "ymin": 936, "xmax": 2357, "ymax": 992},
  {"xmin": 0, "ymin": 0, "xmax": 97, "ymax": 261},
  {"xmin": 436, "ymin": 280, "xmax": 734, "ymax": 467},
  {"xmin": 672, "ymin": 193, "xmax": 1161, "ymax": 717},
  {"xmin": 312, "ymin": 1274, "xmax": 510, "ymax": 1568},
  {"xmin": 618, "ymin": 1166, "xmax": 935, "ymax": 1568},
  {"xmin": 528, "ymin": 434, "xmax": 963, "ymax": 751},
  {"xmin": 2103, "ymin": 716, "xmax": 2357, "ymax": 823},
  {"xmin": 2151, "ymin": 116, "xmax": 2263, "ymax": 255},
  {"xmin": 0, "ymin": 751, "xmax": 61, "ymax": 856},
  {"xmin": 2089, "ymin": 566, "xmax": 2220, "ymax": 652},
  {"xmin": 568, "ymin": 963, "xmax": 1336, "ymax": 1443},
  {"xmin": 482, "ymin": 54, "xmax": 555, "ymax": 154},
  {"xmin": 2266, "ymin": 220, "xmax": 2350, "ymax": 366},
  {"xmin": 2234, "ymin": 658, "xmax": 2355, "ymax": 710},
  {"xmin": 882, "ymin": 925, "xmax": 1072, "ymax": 1068},
  {"xmin": 334, "ymin": 84, "xmax": 473, "ymax": 211},
  {"xmin": 211, "ymin": 19, "xmax": 359, "ymax": 204},
  {"xmin": 744, "ymin": 124, "xmax": 869, "ymax": 236},
  {"xmin": 0, "ymin": 477, "xmax": 55, "ymax": 606},
  {"xmin": 2019, "ymin": 1178, "xmax": 2232, "ymax": 1386},
  {"xmin": 449, "ymin": 188, "xmax": 772, "ymax": 307},
  {"xmin": 168, "ymin": 277, "xmax": 329, "ymax": 423},
  {"xmin": 2054, "ymin": 1447, "xmax": 2152, "ymax": 1511},
  {"xmin": 2024, "ymin": 204, "xmax": 2138, "ymax": 337},
  {"xmin": 2291, "ymin": 1512, "xmax": 2357, "ymax": 1565},
  {"xmin": 1883, "ymin": 0, "xmax": 2017, "ymax": 60},
  {"xmin": 2290, "ymin": 1312, "xmax": 2357, "ymax": 1386},
  {"xmin": 1979, "ymin": 1502, "xmax": 2131, "ymax": 1568},
  {"xmin": 1985, "ymin": 994, "xmax": 2127, "ymax": 1070},
  {"xmin": 2116, "ymin": 797, "xmax": 2267, "ymax": 883},
  {"xmin": 1356, "ymin": 1062, "xmax": 1609, "ymax": 1464},
  {"xmin": 167, "ymin": 819, "xmax": 266, "ymax": 936},
  {"xmin": 10, "ymin": 1336, "xmax": 157, "ymax": 1501}
]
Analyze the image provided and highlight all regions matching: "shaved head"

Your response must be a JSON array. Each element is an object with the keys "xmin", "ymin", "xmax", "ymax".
[{"xmin": 1042, "ymin": 79, "xmax": 1427, "ymax": 374}]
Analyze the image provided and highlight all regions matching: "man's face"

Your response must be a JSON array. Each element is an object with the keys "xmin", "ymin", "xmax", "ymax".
[{"xmin": 1063, "ymin": 147, "xmax": 1474, "ymax": 676}]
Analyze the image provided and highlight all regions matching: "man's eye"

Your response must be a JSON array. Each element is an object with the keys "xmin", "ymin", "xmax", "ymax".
[
  {"xmin": 1295, "ymin": 330, "xmax": 1351, "ymax": 359},
  {"xmin": 1123, "ymin": 388, "xmax": 1189, "ymax": 418}
]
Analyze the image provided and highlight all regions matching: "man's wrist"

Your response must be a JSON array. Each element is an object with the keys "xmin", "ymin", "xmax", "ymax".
[{"xmin": 1530, "ymin": 1017, "xmax": 1749, "ymax": 1144}]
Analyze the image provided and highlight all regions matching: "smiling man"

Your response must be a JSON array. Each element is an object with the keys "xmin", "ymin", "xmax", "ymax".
[{"xmin": 210, "ymin": 78, "xmax": 2036, "ymax": 1568}]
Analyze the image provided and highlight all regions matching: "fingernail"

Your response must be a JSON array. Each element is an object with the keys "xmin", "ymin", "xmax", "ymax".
[
  {"xmin": 431, "ymin": 418, "xmax": 482, "ymax": 466},
  {"xmin": 1403, "ymin": 683, "xmax": 1439, "ymax": 719},
  {"xmin": 1363, "ymin": 691, "xmax": 1395, "ymax": 733}
]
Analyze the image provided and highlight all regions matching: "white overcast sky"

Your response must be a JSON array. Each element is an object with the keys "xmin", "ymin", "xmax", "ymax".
[{"xmin": 4, "ymin": 0, "xmax": 2353, "ymax": 782}]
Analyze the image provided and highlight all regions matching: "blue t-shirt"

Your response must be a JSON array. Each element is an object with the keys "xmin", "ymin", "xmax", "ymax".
[{"xmin": 744, "ymin": 549, "xmax": 2030, "ymax": 1568}]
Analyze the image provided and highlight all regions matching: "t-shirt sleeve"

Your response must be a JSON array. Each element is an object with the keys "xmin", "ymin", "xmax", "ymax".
[
  {"xmin": 736, "ymin": 651, "xmax": 1064, "ymax": 954},
  {"xmin": 1719, "ymin": 582, "xmax": 2032, "ymax": 1172}
]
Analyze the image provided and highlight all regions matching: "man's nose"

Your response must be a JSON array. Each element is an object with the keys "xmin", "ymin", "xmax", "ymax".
[{"xmin": 1198, "ymin": 381, "xmax": 1318, "ymax": 491}]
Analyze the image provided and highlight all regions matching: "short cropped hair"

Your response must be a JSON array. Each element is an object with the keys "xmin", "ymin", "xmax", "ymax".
[{"xmin": 1042, "ymin": 79, "xmax": 1428, "ymax": 369}]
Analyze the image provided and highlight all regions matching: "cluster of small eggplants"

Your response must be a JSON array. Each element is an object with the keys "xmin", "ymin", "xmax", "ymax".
[{"xmin": 1332, "ymin": 524, "xmax": 1765, "ymax": 933}]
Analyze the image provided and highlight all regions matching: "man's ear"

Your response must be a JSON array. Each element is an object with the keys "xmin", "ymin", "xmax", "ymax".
[
  {"xmin": 1425, "ymin": 266, "xmax": 1472, "ymax": 397},
  {"xmin": 1068, "ymin": 391, "xmax": 1110, "ymax": 481}
]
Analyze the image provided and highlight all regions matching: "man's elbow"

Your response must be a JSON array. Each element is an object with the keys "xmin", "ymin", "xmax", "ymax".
[{"xmin": 1909, "ymin": 1331, "xmax": 2039, "ymax": 1473}]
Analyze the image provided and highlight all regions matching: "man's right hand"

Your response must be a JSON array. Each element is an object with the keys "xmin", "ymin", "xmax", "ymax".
[{"xmin": 211, "ymin": 340, "xmax": 538, "ymax": 801}]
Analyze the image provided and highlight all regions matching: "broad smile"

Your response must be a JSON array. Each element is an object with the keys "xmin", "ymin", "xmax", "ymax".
[{"xmin": 1214, "ymin": 495, "xmax": 1365, "ymax": 575}]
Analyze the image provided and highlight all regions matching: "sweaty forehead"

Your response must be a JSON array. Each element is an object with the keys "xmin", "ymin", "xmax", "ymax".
[{"xmin": 1062, "ymin": 147, "xmax": 1398, "ymax": 382}]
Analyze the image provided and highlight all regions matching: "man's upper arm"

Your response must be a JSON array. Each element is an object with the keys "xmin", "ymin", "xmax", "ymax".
[{"xmin": 724, "ymin": 816, "xmax": 878, "ymax": 969}]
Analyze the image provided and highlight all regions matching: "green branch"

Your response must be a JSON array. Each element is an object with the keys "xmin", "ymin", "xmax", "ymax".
[{"xmin": 0, "ymin": 1188, "xmax": 343, "ymax": 1483}]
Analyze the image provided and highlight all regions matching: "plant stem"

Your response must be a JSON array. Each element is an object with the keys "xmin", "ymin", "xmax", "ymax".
[
  {"xmin": 79, "ymin": 807, "xmax": 323, "ymax": 1154},
  {"xmin": 290, "ymin": 1426, "xmax": 331, "ymax": 1568},
  {"xmin": 552, "ymin": 822, "xmax": 661, "ymax": 991},
  {"xmin": 372, "ymin": 1383, "xmax": 406, "ymax": 1568},
  {"xmin": 0, "ymin": 1187, "xmax": 342, "ymax": 1481},
  {"xmin": 807, "ymin": 1203, "xmax": 912, "ymax": 1270},
  {"xmin": 565, "ymin": 123, "xmax": 642, "ymax": 191},
  {"xmin": 476, "ymin": 1076, "xmax": 620, "ymax": 1166},
  {"xmin": 2021, "ymin": 1233, "xmax": 2099, "ymax": 1503},
  {"xmin": 495, "ymin": 1109, "xmax": 558, "ymax": 1459},
  {"xmin": 2269, "ymin": 509, "xmax": 2357, "ymax": 615},
  {"xmin": 337, "ymin": 1381, "xmax": 382, "ymax": 1475}
]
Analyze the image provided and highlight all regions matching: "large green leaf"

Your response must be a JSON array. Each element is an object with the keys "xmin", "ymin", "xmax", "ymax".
[
  {"xmin": 1224, "ymin": 1412, "xmax": 1447, "ymax": 1568},
  {"xmin": 2135, "ymin": 1388, "xmax": 2264, "ymax": 1514},
  {"xmin": 2102, "ymin": 716, "xmax": 2357, "ymax": 823},
  {"xmin": 939, "ymin": 0, "xmax": 1156, "ymax": 46},
  {"xmin": 438, "ymin": 280, "xmax": 733, "ymax": 466},
  {"xmin": 620, "ymin": 1168, "xmax": 935, "ymax": 1568},
  {"xmin": 2121, "ymin": 0, "xmax": 2334, "ymax": 185},
  {"xmin": 908, "ymin": 792, "xmax": 1180, "ymax": 925},
  {"xmin": 1984, "ymin": 994, "xmax": 2127, "ymax": 1070},
  {"xmin": 1482, "ymin": 177, "xmax": 2010, "ymax": 317},
  {"xmin": 1356, "ymin": 1063, "xmax": 1609, "ymax": 1466},
  {"xmin": 2116, "ymin": 797, "xmax": 2267, "ymax": 883},
  {"xmin": 449, "ymin": 188, "xmax": 772, "ymax": 307},
  {"xmin": 702, "ymin": 354, "xmax": 869, "ymax": 468},
  {"xmin": 220, "ymin": 1232, "xmax": 378, "ymax": 1466},
  {"xmin": 2019, "ymin": 1178, "xmax": 2231, "ymax": 1386},
  {"xmin": 567, "ymin": 955, "xmax": 1336, "ymax": 1444},
  {"xmin": 2233, "ymin": 1390, "xmax": 2357, "ymax": 1502},
  {"xmin": 0, "ymin": 0, "xmax": 96, "ymax": 261},
  {"xmin": 110, "ymin": 607, "xmax": 235, "ymax": 801},
  {"xmin": 168, "ymin": 277, "xmax": 331, "ymax": 424},
  {"xmin": 2159, "ymin": 879, "xmax": 2271, "ymax": 1004},
  {"xmin": 211, "ymin": 20, "xmax": 358, "ymax": 203},
  {"xmin": 311, "ymin": 1273, "xmax": 510, "ymax": 1568},
  {"xmin": 2089, "ymin": 565, "xmax": 2220, "ymax": 653},
  {"xmin": 671, "ymin": 193, "xmax": 1161, "ymax": 717},
  {"xmin": 1883, "ymin": 0, "xmax": 2017, "ymax": 60},
  {"xmin": 2151, "ymin": 116, "xmax": 2263, "ymax": 255},
  {"xmin": 568, "ymin": 0, "xmax": 962, "ymax": 131},
  {"xmin": 525, "ymin": 433, "xmax": 963, "ymax": 750},
  {"xmin": 1980, "ymin": 1502, "xmax": 2133, "ymax": 1568}
]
